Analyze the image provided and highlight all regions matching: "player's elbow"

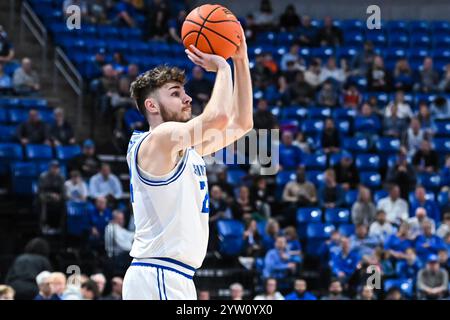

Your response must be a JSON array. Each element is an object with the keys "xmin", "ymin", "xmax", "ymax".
[{"xmin": 213, "ymin": 114, "xmax": 229, "ymax": 130}]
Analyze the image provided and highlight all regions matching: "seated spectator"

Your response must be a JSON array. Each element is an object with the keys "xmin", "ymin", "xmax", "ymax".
[
  {"xmin": 65, "ymin": 170, "xmax": 88, "ymax": 203},
  {"xmin": 89, "ymin": 163, "xmax": 123, "ymax": 203},
  {"xmin": 38, "ymin": 161, "xmax": 65, "ymax": 233},
  {"xmin": 318, "ymin": 169, "xmax": 345, "ymax": 208},
  {"xmin": 262, "ymin": 218, "xmax": 281, "ymax": 251},
  {"xmin": 102, "ymin": 277, "xmax": 123, "ymax": 300},
  {"xmin": 90, "ymin": 273, "xmax": 106, "ymax": 298},
  {"xmin": 430, "ymin": 96, "xmax": 450, "ymax": 121},
  {"xmin": 62, "ymin": 273, "xmax": 86, "ymax": 300},
  {"xmin": 417, "ymin": 254, "xmax": 449, "ymax": 299},
  {"xmin": 0, "ymin": 25, "xmax": 15, "ymax": 63},
  {"xmin": 95, "ymin": 64, "xmax": 119, "ymax": 114},
  {"xmin": 395, "ymin": 248, "xmax": 422, "ymax": 281},
  {"xmin": 250, "ymin": 177, "xmax": 273, "ymax": 219},
  {"xmin": 329, "ymin": 237, "xmax": 360, "ymax": 281},
  {"xmin": 351, "ymin": 41, "xmax": 375, "ymax": 77},
  {"xmin": 367, "ymin": 55, "xmax": 392, "ymax": 92},
  {"xmin": 0, "ymin": 63, "xmax": 12, "ymax": 93},
  {"xmin": 393, "ymin": 58, "xmax": 413, "ymax": 91},
  {"xmin": 0, "ymin": 285, "xmax": 15, "ymax": 300},
  {"xmin": 242, "ymin": 219, "xmax": 263, "ymax": 258},
  {"xmin": 146, "ymin": 0, "xmax": 170, "ymax": 40},
  {"xmin": 318, "ymin": 80, "xmax": 339, "ymax": 107},
  {"xmin": 410, "ymin": 186, "xmax": 440, "ymax": 223},
  {"xmin": 288, "ymin": 71, "xmax": 315, "ymax": 106},
  {"xmin": 89, "ymin": 197, "xmax": 113, "ymax": 250},
  {"xmin": 253, "ymin": 99, "xmax": 278, "ymax": 130},
  {"xmin": 356, "ymin": 285, "xmax": 376, "ymax": 300},
  {"xmin": 254, "ymin": 278, "xmax": 284, "ymax": 300},
  {"xmin": 369, "ymin": 210, "xmax": 396, "ymax": 244},
  {"xmin": 124, "ymin": 63, "xmax": 139, "ymax": 83},
  {"xmin": 279, "ymin": 4, "xmax": 300, "ymax": 31},
  {"xmin": 304, "ymin": 58, "xmax": 323, "ymax": 89},
  {"xmin": 415, "ymin": 57, "xmax": 439, "ymax": 93},
  {"xmin": 318, "ymin": 230, "xmax": 342, "ymax": 267},
  {"xmin": 412, "ymin": 140, "xmax": 439, "ymax": 173},
  {"xmin": 437, "ymin": 212, "xmax": 450, "ymax": 238},
  {"xmin": 230, "ymin": 283, "xmax": 244, "ymax": 300},
  {"xmin": 268, "ymin": 75, "xmax": 291, "ymax": 106},
  {"xmin": 355, "ymin": 103, "xmax": 380, "ymax": 147},
  {"xmin": 69, "ymin": 139, "xmax": 101, "ymax": 179},
  {"xmin": 293, "ymin": 132, "xmax": 311, "ymax": 153},
  {"xmin": 377, "ymin": 184, "xmax": 409, "ymax": 226},
  {"xmin": 209, "ymin": 185, "xmax": 233, "ymax": 222},
  {"xmin": 252, "ymin": 54, "xmax": 273, "ymax": 90},
  {"xmin": 50, "ymin": 108, "xmax": 75, "ymax": 146},
  {"xmin": 316, "ymin": 16, "xmax": 343, "ymax": 47},
  {"xmin": 231, "ymin": 186, "xmax": 257, "ymax": 221},
  {"xmin": 386, "ymin": 150, "xmax": 416, "ymax": 199},
  {"xmin": 13, "ymin": 57, "xmax": 40, "ymax": 95},
  {"xmin": 279, "ymin": 131, "xmax": 302, "ymax": 170},
  {"xmin": 186, "ymin": 66, "xmax": 213, "ymax": 115},
  {"xmin": 263, "ymin": 235, "xmax": 298, "ymax": 279},
  {"xmin": 342, "ymin": 84, "xmax": 362, "ymax": 108},
  {"xmin": 415, "ymin": 220, "xmax": 446, "ymax": 263},
  {"xmin": 280, "ymin": 44, "xmax": 302, "ymax": 72},
  {"xmin": 321, "ymin": 118, "xmax": 340, "ymax": 154},
  {"xmin": 333, "ymin": 153, "xmax": 359, "ymax": 190},
  {"xmin": 384, "ymin": 287, "xmax": 404, "ymax": 300},
  {"xmin": 321, "ymin": 279, "xmax": 350, "ymax": 300},
  {"xmin": 408, "ymin": 207, "xmax": 436, "ymax": 240},
  {"xmin": 385, "ymin": 90, "xmax": 413, "ymax": 121},
  {"xmin": 17, "ymin": 109, "xmax": 50, "ymax": 145},
  {"xmin": 253, "ymin": 0, "xmax": 276, "ymax": 30},
  {"xmin": 284, "ymin": 279, "xmax": 317, "ymax": 300},
  {"xmin": 48, "ymin": 272, "xmax": 66, "ymax": 300},
  {"xmin": 111, "ymin": 52, "xmax": 127, "ymax": 75},
  {"xmin": 352, "ymin": 186, "xmax": 377, "ymax": 226},
  {"xmin": 320, "ymin": 57, "xmax": 346, "ymax": 85},
  {"xmin": 416, "ymin": 101, "xmax": 436, "ymax": 136},
  {"xmin": 284, "ymin": 226, "xmax": 302, "ymax": 264},
  {"xmin": 439, "ymin": 63, "xmax": 450, "ymax": 93},
  {"xmin": 282, "ymin": 166, "xmax": 317, "ymax": 207},
  {"xmin": 80, "ymin": 280, "xmax": 99, "ymax": 300},
  {"xmin": 34, "ymin": 271, "xmax": 52, "ymax": 300},
  {"xmin": 438, "ymin": 249, "xmax": 450, "ymax": 272},
  {"xmin": 297, "ymin": 15, "xmax": 316, "ymax": 47},
  {"xmin": 405, "ymin": 117, "xmax": 425, "ymax": 157},
  {"xmin": 349, "ymin": 224, "xmax": 379, "ymax": 257},
  {"xmin": 212, "ymin": 170, "xmax": 235, "ymax": 200},
  {"xmin": 383, "ymin": 103, "xmax": 408, "ymax": 138}
]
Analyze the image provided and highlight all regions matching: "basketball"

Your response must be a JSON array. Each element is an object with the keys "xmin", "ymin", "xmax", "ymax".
[{"xmin": 181, "ymin": 4, "xmax": 242, "ymax": 60}]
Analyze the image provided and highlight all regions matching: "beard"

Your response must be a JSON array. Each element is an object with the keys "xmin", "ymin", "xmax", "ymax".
[{"xmin": 159, "ymin": 102, "xmax": 192, "ymax": 123}]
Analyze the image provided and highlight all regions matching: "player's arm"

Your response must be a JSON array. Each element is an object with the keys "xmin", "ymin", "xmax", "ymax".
[
  {"xmin": 138, "ymin": 50, "xmax": 233, "ymax": 175},
  {"xmin": 194, "ymin": 27, "xmax": 254, "ymax": 156}
]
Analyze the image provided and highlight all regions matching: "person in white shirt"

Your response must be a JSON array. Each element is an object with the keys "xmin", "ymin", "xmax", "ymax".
[
  {"xmin": 408, "ymin": 207, "xmax": 436, "ymax": 239},
  {"xmin": 88, "ymin": 163, "xmax": 123, "ymax": 201},
  {"xmin": 64, "ymin": 170, "xmax": 88, "ymax": 202},
  {"xmin": 254, "ymin": 278, "xmax": 284, "ymax": 300},
  {"xmin": 384, "ymin": 90, "xmax": 413, "ymax": 120},
  {"xmin": 304, "ymin": 58, "xmax": 323, "ymax": 89},
  {"xmin": 369, "ymin": 210, "xmax": 396, "ymax": 244},
  {"xmin": 280, "ymin": 44, "xmax": 302, "ymax": 71},
  {"xmin": 105, "ymin": 210, "xmax": 134, "ymax": 258},
  {"xmin": 436, "ymin": 212, "xmax": 450, "ymax": 238},
  {"xmin": 406, "ymin": 118, "xmax": 425, "ymax": 157},
  {"xmin": 377, "ymin": 184, "xmax": 409, "ymax": 226},
  {"xmin": 320, "ymin": 56, "xmax": 346, "ymax": 84}
]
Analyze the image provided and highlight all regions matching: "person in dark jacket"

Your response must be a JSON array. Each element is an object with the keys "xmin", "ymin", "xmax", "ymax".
[
  {"xmin": 5, "ymin": 238, "xmax": 52, "ymax": 300},
  {"xmin": 68, "ymin": 139, "xmax": 101, "ymax": 179},
  {"xmin": 49, "ymin": 107, "xmax": 75, "ymax": 146},
  {"xmin": 17, "ymin": 109, "xmax": 50, "ymax": 145}
]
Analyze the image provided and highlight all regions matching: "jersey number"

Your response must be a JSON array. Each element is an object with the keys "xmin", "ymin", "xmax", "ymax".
[{"xmin": 199, "ymin": 181, "xmax": 209, "ymax": 214}]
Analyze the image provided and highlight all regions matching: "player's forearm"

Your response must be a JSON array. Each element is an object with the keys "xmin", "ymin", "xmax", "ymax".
[{"xmin": 230, "ymin": 58, "xmax": 253, "ymax": 131}]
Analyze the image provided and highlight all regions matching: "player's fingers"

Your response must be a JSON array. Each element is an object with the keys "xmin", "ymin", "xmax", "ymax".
[
  {"xmin": 186, "ymin": 51, "xmax": 205, "ymax": 67},
  {"xmin": 185, "ymin": 49, "xmax": 201, "ymax": 62},
  {"xmin": 189, "ymin": 45, "xmax": 206, "ymax": 58}
]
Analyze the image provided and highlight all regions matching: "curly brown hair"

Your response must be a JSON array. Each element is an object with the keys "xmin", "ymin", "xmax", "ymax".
[{"xmin": 130, "ymin": 65, "xmax": 186, "ymax": 116}]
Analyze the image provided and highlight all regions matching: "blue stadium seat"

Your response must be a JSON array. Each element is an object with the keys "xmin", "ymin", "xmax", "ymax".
[
  {"xmin": 336, "ymin": 46, "xmax": 359, "ymax": 62},
  {"xmin": 276, "ymin": 32, "xmax": 295, "ymax": 45},
  {"xmin": 342, "ymin": 137, "xmax": 369, "ymax": 153},
  {"xmin": 360, "ymin": 171, "xmax": 382, "ymax": 189},
  {"xmin": 384, "ymin": 279, "xmax": 413, "ymax": 298},
  {"xmin": 355, "ymin": 154, "xmax": 380, "ymax": 171},
  {"xmin": 433, "ymin": 138, "xmax": 450, "ymax": 153},
  {"xmin": 226, "ymin": 169, "xmax": 247, "ymax": 185},
  {"xmin": 344, "ymin": 31, "xmax": 364, "ymax": 46},
  {"xmin": 297, "ymin": 208, "xmax": 322, "ymax": 224},
  {"xmin": 217, "ymin": 219, "xmax": 245, "ymax": 256},
  {"xmin": 345, "ymin": 189, "xmax": 359, "ymax": 206},
  {"xmin": 417, "ymin": 173, "xmax": 442, "ymax": 191},
  {"xmin": 55, "ymin": 145, "xmax": 81, "ymax": 161},
  {"xmin": 306, "ymin": 223, "xmax": 335, "ymax": 239},
  {"xmin": 432, "ymin": 34, "xmax": 450, "ymax": 48},
  {"xmin": 408, "ymin": 191, "xmax": 436, "ymax": 205},
  {"xmin": 276, "ymin": 170, "xmax": 296, "ymax": 186},
  {"xmin": 337, "ymin": 120, "xmax": 350, "ymax": 136},
  {"xmin": 21, "ymin": 99, "xmax": 48, "ymax": 109},
  {"xmin": 354, "ymin": 116, "xmax": 381, "ymax": 133},
  {"xmin": 66, "ymin": 201, "xmax": 92, "ymax": 236},
  {"xmin": 281, "ymin": 106, "xmax": 308, "ymax": 121},
  {"xmin": 438, "ymin": 191, "xmax": 449, "ymax": 209},
  {"xmin": 25, "ymin": 144, "xmax": 53, "ymax": 160},
  {"xmin": 305, "ymin": 170, "xmax": 325, "ymax": 187},
  {"xmin": 365, "ymin": 31, "xmax": 387, "ymax": 47},
  {"xmin": 374, "ymin": 190, "xmax": 389, "ymax": 203},
  {"xmin": 11, "ymin": 161, "xmax": 38, "ymax": 195},
  {"xmin": 408, "ymin": 21, "xmax": 430, "ymax": 34},
  {"xmin": 325, "ymin": 208, "xmax": 350, "ymax": 225},
  {"xmin": 387, "ymin": 33, "xmax": 409, "ymax": 48},
  {"xmin": 0, "ymin": 109, "xmax": 7, "ymax": 123},
  {"xmin": 8, "ymin": 109, "xmax": 28, "ymax": 124},
  {"xmin": 311, "ymin": 47, "xmax": 334, "ymax": 61},
  {"xmin": 302, "ymin": 153, "xmax": 327, "ymax": 170},
  {"xmin": 301, "ymin": 119, "xmax": 324, "ymax": 136},
  {"xmin": 0, "ymin": 125, "xmax": 17, "ymax": 142},
  {"xmin": 410, "ymin": 34, "xmax": 432, "ymax": 48},
  {"xmin": 340, "ymin": 20, "xmax": 364, "ymax": 33},
  {"xmin": 338, "ymin": 224, "xmax": 355, "ymax": 237},
  {"xmin": 386, "ymin": 20, "xmax": 408, "ymax": 33},
  {"xmin": 376, "ymin": 137, "xmax": 401, "ymax": 154},
  {"xmin": 0, "ymin": 143, "xmax": 22, "ymax": 175},
  {"xmin": 308, "ymin": 107, "xmax": 332, "ymax": 119},
  {"xmin": 431, "ymin": 21, "xmax": 450, "ymax": 34}
]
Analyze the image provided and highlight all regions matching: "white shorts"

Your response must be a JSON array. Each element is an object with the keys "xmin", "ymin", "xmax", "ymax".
[{"xmin": 122, "ymin": 257, "xmax": 197, "ymax": 300}]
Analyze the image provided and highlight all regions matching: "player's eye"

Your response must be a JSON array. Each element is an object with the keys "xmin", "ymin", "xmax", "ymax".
[{"xmin": 171, "ymin": 92, "xmax": 180, "ymax": 97}]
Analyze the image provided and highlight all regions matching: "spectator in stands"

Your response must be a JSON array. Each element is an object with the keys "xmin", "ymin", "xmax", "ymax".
[
  {"xmin": 89, "ymin": 196, "xmax": 113, "ymax": 250},
  {"xmin": 285, "ymin": 279, "xmax": 317, "ymax": 300},
  {"xmin": 333, "ymin": 153, "xmax": 359, "ymax": 190},
  {"xmin": 329, "ymin": 237, "xmax": 360, "ymax": 281},
  {"xmin": 377, "ymin": 184, "xmax": 409, "ymax": 226},
  {"xmin": 408, "ymin": 207, "xmax": 436, "ymax": 240},
  {"xmin": 263, "ymin": 218, "xmax": 280, "ymax": 251},
  {"xmin": 38, "ymin": 160, "xmax": 65, "ymax": 233},
  {"xmin": 318, "ymin": 169, "xmax": 345, "ymax": 208},
  {"xmin": 88, "ymin": 0, "xmax": 107, "ymax": 24},
  {"xmin": 186, "ymin": 66, "xmax": 213, "ymax": 116},
  {"xmin": 293, "ymin": 131, "xmax": 311, "ymax": 153},
  {"xmin": 437, "ymin": 212, "xmax": 450, "ymax": 238},
  {"xmin": 412, "ymin": 140, "xmax": 439, "ymax": 173},
  {"xmin": 242, "ymin": 219, "xmax": 263, "ymax": 258},
  {"xmin": 69, "ymin": 139, "xmax": 101, "ymax": 179},
  {"xmin": 321, "ymin": 279, "xmax": 349, "ymax": 300},
  {"xmin": 416, "ymin": 57, "xmax": 439, "ymax": 93},
  {"xmin": 231, "ymin": 186, "xmax": 256, "ymax": 221},
  {"xmin": 103, "ymin": 277, "xmax": 123, "ymax": 300},
  {"xmin": 168, "ymin": 9, "xmax": 187, "ymax": 43},
  {"xmin": 0, "ymin": 63, "xmax": 12, "ymax": 93},
  {"xmin": 230, "ymin": 283, "xmax": 244, "ymax": 300},
  {"xmin": 17, "ymin": 109, "xmax": 50, "ymax": 145},
  {"xmin": 430, "ymin": 96, "xmax": 450, "ymax": 121},
  {"xmin": 415, "ymin": 220, "xmax": 446, "ymax": 263},
  {"xmin": 209, "ymin": 185, "xmax": 233, "ymax": 222},
  {"xmin": 386, "ymin": 149, "xmax": 416, "ymax": 199},
  {"xmin": 416, "ymin": 102, "xmax": 435, "ymax": 137},
  {"xmin": 113, "ymin": 0, "xmax": 136, "ymax": 27},
  {"xmin": 50, "ymin": 108, "xmax": 75, "ymax": 146},
  {"xmin": 48, "ymin": 272, "xmax": 66, "ymax": 300},
  {"xmin": 0, "ymin": 25, "xmax": 14, "ymax": 63},
  {"xmin": 304, "ymin": 58, "xmax": 323, "ymax": 89},
  {"xmin": 288, "ymin": 71, "xmax": 315, "ymax": 106},
  {"xmin": 198, "ymin": 289, "xmax": 210, "ymax": 300},
  {"xmin": 367, "ymin": 55, "xmax": 391, "ymax": 92},
  {"xmin": 5, "ymin": 238, "xmax": 52, "ymax": 300},
  {"xmin": 385, "ymin": 90, "xmax": 413, "ymax": 121},
  {"xmin": 65, "ymin": 170, "xmax": 88, "ymax": 203},
  {"xmin": 279, "ymin": 4, "xmax": 300, "ymax": 31},
  {"xmin": 396, "ymin": 247, "xmax": 422, "ymax": 281},
  {"xmin": 321, "ymin": 56, "xmax": 346, "ymax": 85},
  {"xmin": 393, "ymin": 58, "xmax": 413, "ymax": 91},
  {"xmin": 62, "ymin": 273, "xmax": 86, "ymax": 300},
  {"xmin": 34, "ymin": 271, "xmax": 52, "ymax": 300},
  {"xmin": 147, "ymin": 0, "xmax": 170, "ymax": 40},
  {"xmin": 296, "ymin": 15, "xmax": 316, "ymax": 47},
  {"xmin": 355, "ymin": 102, "xmax": 381, "ymax": 147},
  {"xmin": 90, "ymin": 273, "xmax": 106, "ymax": 298},
  {"xmin": 439, "ymin": 64, "xmax": 450, "ymax": 93},
  {"xmin": 316, "ymin": 16, "xmax": 343, "ymax": 47},
  {"xmin": 321, "ymin": 118, "xmax": 340, "ymax": 154},
  {"xmin": 383, "ymin": 103, "xmax": 407, "ymax": 138},
  {"xmin": 385, "ymin": 287, "xmax": 403, "ymax": 300},
  {"xmin": 438, "ymin": 249, "xmax": 449, "ymax": 272},
  {"xmin": 356, "ymin": 285, "xmax": 376, "ymax": 300},
  {"xmin": 352, "ymin": 186, "xmax": 377, "ymax": 226},
  {"xmin": 284, "ymin": 226, "xmax": 302, "ymax": 264},
  {"xmin": 105, "ymin": 210, "xmax": 133, "ymax": 275},
  {"xmin": 280, "ymin": 44, "xmax": 302, "ymax": 72},
  {"xmin": 213, "ymin": 169, "xmax": 235, "ymax": 200},
  {"xmin": 110, "ymin": 77, "xmax": 134, "ymax": 112},
  {"xmin": 369, "ymin": 210, "xmax": 395, "ymax": 244},
  {"xmin": 282, "ymin": 166, "xmax": 317, "ymax": 207},
  {"xmin": 318, "ymin": 80, "xmax": 339, "ymax": 107},
  {"xmin": 89, "ymin": 163, "xmax": 123, "ymax": 202},
  {"xmin": 279, "ymin": 130, "xmax": 302, "ymax": 170},
  {"xmin": 342, "ymin": 84, "xmax": 362, "ymax": 109},
  {"xmin": 252, "ymin": 53, "xmax": 273, "ymax": 90},
  {"xmin": 417, "ymin": 254, "xmax": 449, "ymax": 299},
  {"xmin": 96, "ymin": 64, "xmax": 119, "ymax": 114},
  {"xmin": 253, "ymin": 0, "xmax": 276, "ymax": 30},
  {"xmin": 253, "ymin": 99, "xmax": 278, "ymax": 130},
  {"xmin": 13, "ymin": 57, "xmax": 40, "ymax": 95},
  {"xmin": 0, "ymin": 285, "xmax": 15, "ymax": 300},
  {"xmin": 349, "ymin": 224, "xmax": 379, "ymax": 257},
  {"xmin": 80, "ymin": 280, "xmax": 99, "ymax": 300},
  {"xmin": 405, "ymin": 117, "xmax": 425, "ymax": 157},
  {"xmin": 250, "ymin": 177, "xmax": 273, "ymax": 219},
  {"xmin": 318, "ymin": 230, "xmax": 342, "ymax": 267},
  {"xmin": 410, "ymin": 186, "xmax": 440, "ymax": 223},
  {"xmin": 351, "ymin": 41, "xmax": 375, "ymax": 77},
  {"xmin": 254, "ymin": 278, "xmax": 284, "ymax": 300}
]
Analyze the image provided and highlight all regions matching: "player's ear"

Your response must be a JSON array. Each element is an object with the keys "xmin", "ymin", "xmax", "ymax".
[{"xmin": 144, "ymin": 97, "xmax": 158, "ymax": 115}]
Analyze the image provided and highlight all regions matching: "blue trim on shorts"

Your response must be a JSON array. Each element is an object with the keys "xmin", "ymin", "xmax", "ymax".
[
  {"xmin": 156, "ymin": 268, "xmax": 162, "ymax": 300},
  {"xmin": 152, "ymin": 257, "xmax": 197, "ymax": 272},
  {"xmin": 130, "ymin": 262, "xmax": 194, "ymax": 280},
  {"xmin": 162, "ymin": 269, "xmax": 168, "ymax": 300}
]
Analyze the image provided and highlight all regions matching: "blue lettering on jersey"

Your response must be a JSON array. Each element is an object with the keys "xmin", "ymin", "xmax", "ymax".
[{"xmin": 193, "ymin": 164, "xmax": 207, "ymax": 177}]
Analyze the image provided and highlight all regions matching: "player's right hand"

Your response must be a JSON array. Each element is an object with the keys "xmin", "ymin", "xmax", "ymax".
[{"xmin": 185, "ymin": 45, "xmax": 229, "ymax": 73}]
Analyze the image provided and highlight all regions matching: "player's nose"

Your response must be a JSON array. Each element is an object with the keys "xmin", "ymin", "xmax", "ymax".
[{"xmin": 183, "ymin": 94, "xmax": 192, "ymax": 105}]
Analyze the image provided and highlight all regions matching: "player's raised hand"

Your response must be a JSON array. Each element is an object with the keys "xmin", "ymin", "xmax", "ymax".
[
  {"xmin": 185, "ymin": 45, "xmax": 229, "ymax": 72},
  {"xmin": 231, "ymin": 23, "xmax": 248, "ymax": 61}
]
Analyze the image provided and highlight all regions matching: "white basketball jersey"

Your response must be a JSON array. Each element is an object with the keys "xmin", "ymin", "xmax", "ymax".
[{"xmin": 126, "ymin": 130, "xmax": 209, "ymax": 269}]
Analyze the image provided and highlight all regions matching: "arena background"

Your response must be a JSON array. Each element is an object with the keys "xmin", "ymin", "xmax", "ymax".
[{"xmin": 0, "ymin": 0, "xmax": 449, "ymax": 300}]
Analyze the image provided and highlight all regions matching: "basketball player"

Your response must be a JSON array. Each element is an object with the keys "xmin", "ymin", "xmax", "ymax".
[{"xmin": 122, "ymin": 28, "xmax": 253, "ymax": 300}]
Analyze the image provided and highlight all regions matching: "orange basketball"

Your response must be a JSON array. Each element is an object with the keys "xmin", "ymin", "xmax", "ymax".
[{"xmin": 181, "ymin": 4, "xmax": 241, "ymax": 60}]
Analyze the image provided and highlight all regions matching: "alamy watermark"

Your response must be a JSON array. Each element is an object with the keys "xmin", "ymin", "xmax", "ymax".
[
  {"xmin": 66, "ymin": 5, "xmax": 81, "ymax": 30},
  {"xmin": 366, "ymin": 5, "xmax": 381, "ymax": 30}
]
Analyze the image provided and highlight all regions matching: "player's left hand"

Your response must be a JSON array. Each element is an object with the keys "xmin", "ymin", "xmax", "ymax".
[{"xmin": 231, "ymin": 23, "xmax": 248, "ymax": 61}]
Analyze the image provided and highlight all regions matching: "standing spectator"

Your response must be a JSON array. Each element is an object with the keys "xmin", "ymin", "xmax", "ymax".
[
  {"xmin": 0, "ymin": 285, "xmax": 15, "ymax": 300},
  {"xmin": 288, "ymin": 71, "xmax": 315, "ymax": 106},
  {"xmin": 89, "ymin": 163, "xmax": 123, "ymax": 202},
  {"xmin": 5, "ymin": 238, "xmax": 52, "ymax": 300},
  {"xmin": 410, "ymin": 186, "xmax": 441, "ymax": 223},
  {"xmin": 405, "ymin": 117, "xmax": 425, "ymax": 157},
  {"xmin": 412, "ymin": 140, "xmax": 439, "ymax": 173},
  {"xmin": 396, "ymin": 248, "xmax": 422, "ymax": 281},
  {"xmin": 48, "ymin": 272, "xmax": 66, "ymax": 300},
  {"xmin": 230, "ymin": 283, "xmax": 244, "ymax": 300},
  {"xmin": 321, "ymin": 118, "xmax": 340, "ymax": 154},
  {"xmin": 377, "ymin": 184, "xmax": 409, "ymax": 226},
  {"xmin": 186, "ymin": 66, "xmax": 213, "ymax": 116},
  {"xmin": 297, "ymin": 15, "xmax": 316, "ymax": 47},
  {"xmin": 367, "ymin": 55, "xmax": 392, "ymax": 92},
  {"xmin": 369, "ymin": 210, "xmax": 396, "ymax": 243},
  {"xmin": 38, "ymin": 160, "xmax": 65, "ymax": 232},
  {"xmin": 250, "ymin": 177, "xmax": 273, "ymax": 219},
  {"xmin": 50, "ymin": 108, "xmax": 75, "ymax": 146},
  {"xmin": 105, "ymin": 210, "xmax": 133, "ymax": 275},
  {"xmin": 253, "ymin": 99, "xmax": 278, "ymax": 130},
  {"xmin": 321, "ymin": 279, "xmax": 350, "ymax": 300},
  {"xmin": 253, "ymin": 0, "xmax": 275, "ymax": 30},
  {"xmin": 386, "ymin": 150, "xmax": 417, "ymax": 199},
  {"xmin": 69, "ymin": 139, "xmax": 101, "ymax": 179},
  {"xmin": 316, "ymin": 16, "xmax": 343, "ymax": 47},
  {"xmin": 17, "ymin": 109, "xmax": 50, "ymax": 145},
  {"xmin": 279, "ymin": 131, "xmax": 302, "ymax": 170},
  {"xmin": 13, "ymin": 57, "xmax": 40, "ymax": 95},
  {"xmin": 415, "ymin": 221, "xmax": 446, "ymax": 263},
  {"xmin": 103, "ymin": 277, "xmax": 123, "ymax": 300},
  {"xmin": 417, "ymin": 254, "xmax": 449, "ymax": 299},
  {"xmin": 320, "ymin": 56, "xmax": 346, "ymax": 85},
  {"xmin": 351, "ymin": 41, "xmax": 375, "ymax": 77},
  {"xmin": 279, "ymin": 4, "xmax": 300, "ymax": 31},
  {"xmin": 333, "ymin": 153, "xmax": 359, "ymax": 190},
  {"xmin": 329, "ymin": 237, "xmax": 360, "ymax": 281},
  {"xmin": 318, "ymin": 169, "xmax": 345, "ymax": 208},
  {"xmin": 352, "ymin": 186, "xmax": 377, "ymax": 226},
  {"xmin": 65, "ymin": 170, "xmax": 88, "ymax": 203},
  {"xmin": 33, "ymin": 271, "xmax": 52, "ymax": 300},
  {"xmin": 416, "ymin": 57, "xmax": 439, "ymax": 93},
  {"xmin": 95, "ymin": 64, "xmax": 119, "ymax": 114},
  {"xmin": 284, "ymin": 279, "xmax": 317, "ymax": 300},
  {"xmin": 282, "ymin": 166, "xmax": 317, "ymax": 206},
  {"xmin": 408, "ymin": 207, "xmax": 436, "ymax": 240},
  {"xmin": 318, "ymin": 80, "xmax": 339, "ymax": 107},
  {"xmin": 0, "ymin": 25, "xmax": 15, "ymax": 63},
  {"xmin": 254, "ymin": 278, "xmax": 284, "ymax": 300},
  {"xmin": 89, "ymin": 197, "xmax": 113, "ymax": 250},
  {"xmin": 90, "ymin": 274, "xmax": 106, "ymax": 298}
]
